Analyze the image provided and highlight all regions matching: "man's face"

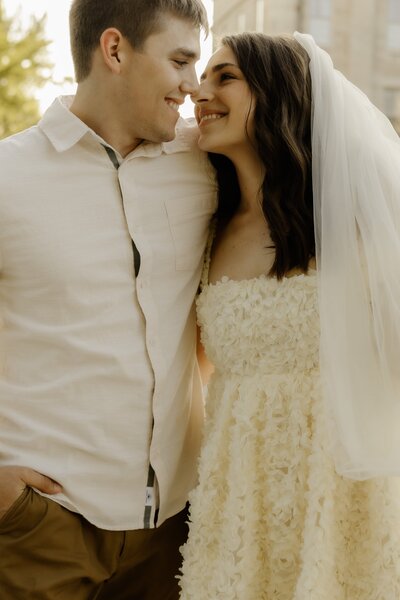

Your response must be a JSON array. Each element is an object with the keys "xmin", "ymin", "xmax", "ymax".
[{"xmin": 122, "ymin": 15, "xmax": 201, "ymax": 144}]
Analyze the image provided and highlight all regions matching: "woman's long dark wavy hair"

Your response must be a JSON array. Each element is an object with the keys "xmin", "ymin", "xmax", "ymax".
[{"xmin": 209, "ymin": 33, "xmax": 314, "ymax": 279}]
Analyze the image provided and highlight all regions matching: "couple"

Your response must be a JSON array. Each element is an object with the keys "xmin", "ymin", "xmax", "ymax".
[{"xmin": 1, "ymin": 1, "xmax": 400, "ymax": 599}]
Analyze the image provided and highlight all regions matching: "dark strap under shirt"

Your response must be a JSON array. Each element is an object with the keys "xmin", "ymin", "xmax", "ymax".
[
  {"xmin": 103, "ymin": 145, "xmax": 141, "ymax": 277},
  {"xmin": 104, "ymin": 145, "xmax": 157, "ymax": 528}
]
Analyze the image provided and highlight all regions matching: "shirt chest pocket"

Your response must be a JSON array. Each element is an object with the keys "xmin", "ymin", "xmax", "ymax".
[{"xmin": 165, "ymin": 194, "xmax": 216, "ymax": 271}]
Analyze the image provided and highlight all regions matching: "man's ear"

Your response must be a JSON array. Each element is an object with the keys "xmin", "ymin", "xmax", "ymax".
[{"xmin": 99, "ymin": 28, "xmax": 123, "ymax": 73}]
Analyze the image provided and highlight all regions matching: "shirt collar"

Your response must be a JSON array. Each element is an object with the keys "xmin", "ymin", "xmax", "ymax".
[
  {"xmin": 38, "ymin": 96, "xmax": 100, "ymax": 152},
  {"xmin": 39, "ymin": 96, "xmax": 198, "ymax": 158},
  {"xmin": 127, "ymin": 118, "xmax": 198, "ymax": 159}
]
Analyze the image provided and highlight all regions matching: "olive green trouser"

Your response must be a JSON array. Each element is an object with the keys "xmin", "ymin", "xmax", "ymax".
[{"xmin": 0, "ymin": 487, "xmax": 188, "ymax": 600}]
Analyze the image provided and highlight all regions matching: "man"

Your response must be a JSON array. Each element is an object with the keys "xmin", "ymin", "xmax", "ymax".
[{"xmin": 0, "ymin": 1, "xmax": 216, "ymax": 598}]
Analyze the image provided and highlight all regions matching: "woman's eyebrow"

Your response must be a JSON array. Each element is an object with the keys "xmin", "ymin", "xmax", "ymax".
[{"xmin": 200, "ymin": 62, "xmax": 240, "ymax": 81}]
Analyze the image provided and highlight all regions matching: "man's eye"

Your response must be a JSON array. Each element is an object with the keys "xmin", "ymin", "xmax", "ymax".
[{"xmin": 174, "ymin": 60, "xmax": 188, "ymax": 67}]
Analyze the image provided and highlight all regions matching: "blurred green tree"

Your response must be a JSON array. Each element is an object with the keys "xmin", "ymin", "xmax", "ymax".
[{"xmin": 0, "ymin": 1, "xmax": 53, "ymax": 138}]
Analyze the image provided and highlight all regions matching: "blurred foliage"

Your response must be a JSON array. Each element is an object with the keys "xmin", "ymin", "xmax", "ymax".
[{"xmin": 0, "ymin": 0, "xmax": 53, "ymax": 139}]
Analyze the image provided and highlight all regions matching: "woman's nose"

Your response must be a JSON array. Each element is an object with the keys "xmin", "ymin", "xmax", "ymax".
[{"xmin": 191, "ymin": 82, "xmax": 214, "ymax": 104}]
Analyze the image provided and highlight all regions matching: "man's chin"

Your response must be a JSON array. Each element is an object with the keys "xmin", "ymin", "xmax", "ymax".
[
  {"xmin": 142, "ymin": 118, "xmax": 179, "ymax": 144},
  {"xmin": 160, "ymin": 126, "xmax": 178, "ymax": 142}
]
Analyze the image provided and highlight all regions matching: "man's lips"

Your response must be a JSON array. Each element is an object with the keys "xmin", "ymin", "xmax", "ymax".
[{"xmin": 165, "ymin": 98, "xmax": 183, "ymax": 112}]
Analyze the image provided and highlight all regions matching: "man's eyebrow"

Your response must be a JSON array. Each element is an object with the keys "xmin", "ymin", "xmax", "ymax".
[
  {"xmin": 173, "ymin": 47, "xmax": 199, "ymax": 60},
  {"xmin": 200, "ymin": 62, "xmax": 239, "ymax": 81}
]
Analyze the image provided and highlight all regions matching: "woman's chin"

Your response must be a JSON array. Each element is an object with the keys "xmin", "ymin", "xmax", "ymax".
[
  {"xmin": 197, "ymin": 136, "xmax": 213, "ymax": 152},
  {"xmin": 197, "ymin": 135, "xmax": 224, "ymax": 154}
]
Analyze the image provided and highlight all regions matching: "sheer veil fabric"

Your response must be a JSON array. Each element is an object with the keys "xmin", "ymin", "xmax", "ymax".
[{"xmin": 294, "ymin": 32, "xmax": 400, "ymax": 478}]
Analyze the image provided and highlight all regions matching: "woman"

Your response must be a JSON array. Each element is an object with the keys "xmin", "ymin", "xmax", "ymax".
[{"xmin": 178, "ymin": 32, "xmax": 400, "ymax": 599}]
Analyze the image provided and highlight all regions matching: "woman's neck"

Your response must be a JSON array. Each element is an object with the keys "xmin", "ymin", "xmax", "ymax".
[{"xmin": 230, "ymin": 150, "xmax": 266, "ymax": 214}]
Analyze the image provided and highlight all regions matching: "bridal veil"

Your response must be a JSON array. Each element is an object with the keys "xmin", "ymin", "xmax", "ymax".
[{"xmin": 294, "ymin": 32, "xmax": 400, "ymax": 478}]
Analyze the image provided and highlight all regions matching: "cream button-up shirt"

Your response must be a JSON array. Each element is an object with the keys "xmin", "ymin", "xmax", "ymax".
[{"xmin": 0, "ymin": 96, "xmax": 216, "ymax": 530}]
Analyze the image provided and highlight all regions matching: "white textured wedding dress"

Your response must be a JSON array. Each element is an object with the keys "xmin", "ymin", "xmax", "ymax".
[{"xmin": 179, "ymin": 246, "xmax": 400, "ymax": 600}]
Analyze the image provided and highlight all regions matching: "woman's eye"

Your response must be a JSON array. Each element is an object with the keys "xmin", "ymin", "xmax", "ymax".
[{"xmin": 220, "ymin": 73, "xmax": 235, "ymax": 82}]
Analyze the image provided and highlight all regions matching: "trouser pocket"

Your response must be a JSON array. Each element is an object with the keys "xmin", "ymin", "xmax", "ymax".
[
  {"xmin": 0, "ymin": 486, "xmax": 31, "ymax": 531},
  {"xmin": 0, "ymin": 491, "xmax": 115, "ymax": 600}
]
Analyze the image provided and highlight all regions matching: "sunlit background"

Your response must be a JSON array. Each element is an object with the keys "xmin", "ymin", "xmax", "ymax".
[{"xmin": 2, "ymin": 0, "xmax": 400, "ymax": 132}]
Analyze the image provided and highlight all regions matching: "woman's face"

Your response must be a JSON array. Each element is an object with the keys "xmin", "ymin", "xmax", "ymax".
[{"xmin": 192, "ymin": 45, "xmax": 255, "ymax": 158}]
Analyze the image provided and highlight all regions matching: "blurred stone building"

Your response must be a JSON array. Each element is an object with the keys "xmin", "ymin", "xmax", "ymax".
[{"xmin": 211, "ymin": 0, "xmax": 400, "ymax": 132}]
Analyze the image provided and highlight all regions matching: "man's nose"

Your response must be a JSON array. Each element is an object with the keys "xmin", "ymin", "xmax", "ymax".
[{"xmin": 180, "ymin": 66, "xmax": 200, "ymax": 96}]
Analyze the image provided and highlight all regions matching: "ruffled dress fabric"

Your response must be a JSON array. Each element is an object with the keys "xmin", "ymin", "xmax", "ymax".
[{"xmin": 178, "ymin": 255, "xmax": 400, "ymax": 599}]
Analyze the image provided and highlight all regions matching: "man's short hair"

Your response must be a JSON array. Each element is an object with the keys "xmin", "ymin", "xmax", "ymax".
[{"xmin": 69, "ymin": 0, "xmax": 209, "ymax": 82}]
